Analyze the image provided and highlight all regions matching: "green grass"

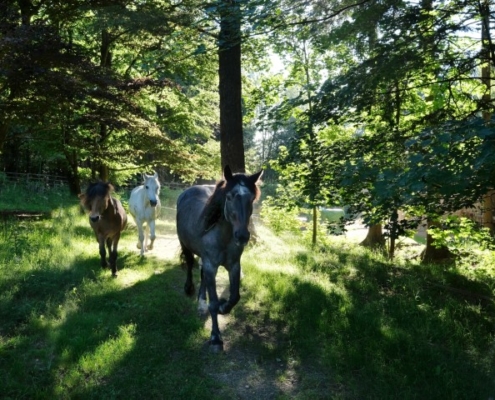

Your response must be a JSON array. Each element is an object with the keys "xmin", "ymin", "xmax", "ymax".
[
  {"xmin": 1, "ymin": 184, "xmax": 495, "ymax": 399},
  {"xmin": 0, "ymin": 179, "xmax": 74, "ymax": 213},
  {"xmin": 238, "ymin": 228, "xmax": 495, "ymax": 399}
]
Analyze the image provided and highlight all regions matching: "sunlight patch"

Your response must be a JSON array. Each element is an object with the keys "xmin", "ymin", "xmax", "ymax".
[
  {"xmin": 253, "ymin": 263, "xmax": 299, "ymax": 275},
  {"xmin": 69, "ymin": 324, "xmax": 136, "ymax": 388},
  {"xmin": 119, "ymin": 269, "xmax": 151, "ymax": 287}
]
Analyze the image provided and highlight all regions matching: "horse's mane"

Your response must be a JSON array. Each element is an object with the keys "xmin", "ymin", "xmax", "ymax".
[
  {"xmin": 80, "ymin": 182, "xmax": 114, "ymax": 210},
  {"xmin": 202, "ymin": 174, "xmax": 260, "ymax": 233}
]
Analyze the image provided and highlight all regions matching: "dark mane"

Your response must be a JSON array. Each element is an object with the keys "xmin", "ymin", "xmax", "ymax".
[
  {"xmin": 201, "ymin": 173, "xmax": 260, "ymax": 233},
  {"xmin": 80, "ymin": 182, "xmax": 114, "ymax": 210}
]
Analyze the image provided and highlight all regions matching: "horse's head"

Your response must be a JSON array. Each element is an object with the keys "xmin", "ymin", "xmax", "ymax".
[
  {"xmin": 222, "ymin": 165, "xmax": 263, "ymax": 247},
  {"xmin": 79, "ymin": 182, "xmax": 114, "ymax": 223},
  {"xmin": 143, "ymin": 172, "xmax": 160, "ymax": 207}
]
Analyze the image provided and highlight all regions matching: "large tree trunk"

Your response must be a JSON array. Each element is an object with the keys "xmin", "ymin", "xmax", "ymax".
[
  {"xmin": 421, "ymin": 219, "xmax": 454, "ymax": 264},
  {"xmin": 98, "ymin": 29, "xmax": 111, "ymax": 181},
  {"xmin": 219, "ymin": 0, "xmax": 245, "ymax": 173},
  {"xmin": 360, "ymin": 224, "xmax": 385, "ymax": 249},
  {"xmin": 481, "ymin": 0, "xmax": 494, "ymax": 234}
]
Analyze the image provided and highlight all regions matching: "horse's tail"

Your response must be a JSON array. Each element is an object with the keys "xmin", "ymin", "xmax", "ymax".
[{"xmin": 179, "ymin": 244, "xmax": 195, "ymax": 270}]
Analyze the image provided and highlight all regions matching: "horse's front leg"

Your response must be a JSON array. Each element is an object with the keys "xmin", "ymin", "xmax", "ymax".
[
  {"xmin": 218, "ymin": 262, "xmax": 241, "ymax": 315},
  {"xmin": 136, "ymin": 220, "xmax": 145, "ymax": 256},
  {"xmin": 148, "ymin": 218, "xmax": 156, "ymax": 250},
  {"xmin": 98, "ymin": 236, "xmax": 108, "ymax": 269},
  {"xmin": 202, "ymin": 259, "xmax": 223, "ymax": 351},
  {"xmin": 108, "ymin": 235, "xmax": 119, "ymax": 277}
]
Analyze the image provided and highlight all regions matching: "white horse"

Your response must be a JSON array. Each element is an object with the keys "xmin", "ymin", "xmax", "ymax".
[{"xmin": 129, "ymin": 172, "xmax": 161, "ymax": 256}]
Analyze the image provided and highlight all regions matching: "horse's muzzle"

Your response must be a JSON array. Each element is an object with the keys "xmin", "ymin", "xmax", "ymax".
[
  {"xmin": 234, "ymin": 230, "xmax": 250, "ymax": 247},
  {"xmin": 90, "ymin": 215, "xmax": 100, "ymax": 223},
  {"xmin": 149, "ymin": 200, "xmax": 158, "ymax": 207}
]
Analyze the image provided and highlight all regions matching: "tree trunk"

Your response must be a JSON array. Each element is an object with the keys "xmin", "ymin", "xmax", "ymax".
[
  {"xmin": 312, "ymin": 205, "xmax": 317, "ymax": 246},
  {"xmin": 482, "ymin": 191, "xmax": 494, "ymax": 234},
  {"xmin": 98, "ymin": 29, "xmax": 111, "ymax": 181},
  {"xmin": 219, "ymin": 0, "xmax": 245, "ymax": 173},
  {"xmin": 481, "ymin": 0, "xmax": 494, "ymax": 234},
  {"xmin": 421, "ymin": 219, "xmax": 454, "ymax": 264},
  {"xmin": 360, "ymin": 224, "xmax": 385, "ymax": 249},
  {"xmin": 65, "ymin": 149, "xmax": 81, "ymax": 196},
  {"xmin": 388, "ymin": 210, "xmax": 399, "ymax": 259}
]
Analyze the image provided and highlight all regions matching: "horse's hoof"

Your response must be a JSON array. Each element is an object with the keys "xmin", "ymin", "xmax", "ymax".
[
  {"xmin": 209, "ymin": 339, "xmax": 224, "ymax": 353},
  {"xmin": 218, "ymin": 298, "xmax": 228, "ymax": 314},
  {"xmin": 197, "ymin": 299, "xmax": 208, "ymax": 315},
  {"xmin": 184, "ymin": 283, "xmax": 195, "ymax": 297},
  {"xmin": 209, "ymin": 343, "xmax": 224, "ymax": 353}
]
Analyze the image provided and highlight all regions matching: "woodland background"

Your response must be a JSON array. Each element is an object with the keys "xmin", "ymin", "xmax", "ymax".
[{"xmin": 1, "ymin": 0, "xmax": 495, "ymax": 258}]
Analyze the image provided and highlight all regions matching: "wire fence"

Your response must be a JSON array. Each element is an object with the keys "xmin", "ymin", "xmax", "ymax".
[{"xmin": 0, "ymin": 172, "xmax": 67, "ymax": 187}]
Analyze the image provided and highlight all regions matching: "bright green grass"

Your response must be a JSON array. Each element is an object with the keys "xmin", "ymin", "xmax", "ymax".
[
  {"xmin": 237, "ymin": 227, "xmax": 495, "ymax": 399},
  {"xmin": 1, "ymin": 186, "xmax": 495, "ymax": 399},
  {"xmin": 0, "ymin": 190, "xmax": 216, "ymax": 399},
  {"xmin": 0, "ymin": 180, "xmax": 74, "ymax": 213}
]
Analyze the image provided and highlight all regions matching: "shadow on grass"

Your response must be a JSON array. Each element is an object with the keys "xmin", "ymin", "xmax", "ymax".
[
  {"xmin": 0, "ymin": 249, "xmax": 220, "ymax": 399},
  {"xmin": 224, "ymin": 245, "xmax": 495, "ymax": 399}
]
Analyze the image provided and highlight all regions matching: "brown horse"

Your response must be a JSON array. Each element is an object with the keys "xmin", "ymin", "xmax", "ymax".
[{"xmin": 79, "ymin": 182, "xmax": 127, "ymax": 277}]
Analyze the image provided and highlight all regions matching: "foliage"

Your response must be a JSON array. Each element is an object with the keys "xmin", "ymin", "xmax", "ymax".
[
  {"xmin": 260, "ymin": 195, "xmax": 302, "ymax": 234},
  {"xmin": 429, "ymin": 216, "xmax": 494, "ymax": 258},
  {"xmin": 0, "ymin": 0, "xmax": 220, "ymax": 184}
]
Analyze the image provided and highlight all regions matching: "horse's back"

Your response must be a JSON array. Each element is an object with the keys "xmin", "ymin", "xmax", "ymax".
[
  {"xmin": 176, "ymin": 185, "xmax": 213, "ymax": 248},
  {"xmin": 129, "ymin": 185, "xmax": 144, "ymax": 216}
]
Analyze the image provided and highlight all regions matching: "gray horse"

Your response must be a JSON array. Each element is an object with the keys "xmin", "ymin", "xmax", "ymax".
[{"xmin": 176, "ymin": 165, "xmax": 263, "ymax": 351}]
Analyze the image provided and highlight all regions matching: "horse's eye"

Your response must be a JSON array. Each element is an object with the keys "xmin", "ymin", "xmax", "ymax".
[
  {"xmin": 226, "ymin": 194, "xmax": 233, "ymax": 201},
  {"xmin": 145, "ymin": 185, "xmax": 149, "ymax": 189}
]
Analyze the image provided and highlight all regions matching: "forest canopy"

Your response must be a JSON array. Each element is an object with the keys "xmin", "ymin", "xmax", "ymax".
[{"xmin": 1, "ymin": 0, "xmax": 494, "ymax": 257}]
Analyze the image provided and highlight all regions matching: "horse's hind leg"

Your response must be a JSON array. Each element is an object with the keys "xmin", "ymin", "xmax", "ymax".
[
  {"xmin": 197, "ymin": 260, "xmax": 208, "ymax": 315},
  {"xmin": 180, "ymin": 243, "xmax": 195, "ymax": 296}
]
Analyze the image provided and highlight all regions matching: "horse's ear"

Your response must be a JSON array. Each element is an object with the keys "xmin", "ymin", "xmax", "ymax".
[
  {"xmin": 153, "ymin": 171, "xmax": 158, "ymax": 179},
  {"xmin": 224, "ymin": 165, "xmax": 233, "ymax": 181},
  {"xmin": 249, "ymin": 169, "xmax": 263, "ymax": 184}
]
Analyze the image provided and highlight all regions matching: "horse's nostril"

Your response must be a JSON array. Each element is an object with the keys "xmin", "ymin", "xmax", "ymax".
[
  {"xmin": 90, "ymin": 215, "xmax": 100, "ymax": 223},
  {"xmin": 150, "ymin": 200, "xmax": 157, "ymax": 207},
  {"xmin": 235, "ymin": 230, "xmax": 250, "ymax": 245}
]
